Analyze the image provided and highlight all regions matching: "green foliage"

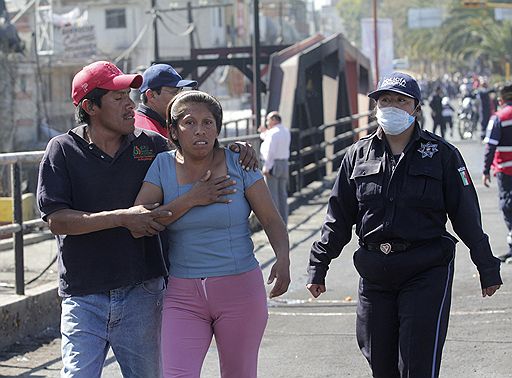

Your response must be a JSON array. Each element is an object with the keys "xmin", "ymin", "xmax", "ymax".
[
  {"xmin": 378, "ymin": 0, "xmax": 425, "ymax": 57},
  {"xmin": 414, "ymin": 5, "xmax": 512, "ymax": 75},
  {"xmin": 335, "ymin": 0, "xmax": 512, "ymax": 76},
  {"xmin": 336, "ymin": 0, "xmax": 372, "ymax": 46}
]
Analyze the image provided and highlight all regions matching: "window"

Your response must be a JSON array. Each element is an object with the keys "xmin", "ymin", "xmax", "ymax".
[
  {"xmin": 105, "ymin": 9, "xmax": 126, "ymax": 29},
  {"xmin": 19, "ymin": 74, "xmax": 27, "ymax": 93}
]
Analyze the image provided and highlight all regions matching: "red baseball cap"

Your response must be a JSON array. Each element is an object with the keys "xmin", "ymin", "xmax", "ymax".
[{"xmin": 71, "ymin": 61, "xmax": 143, "ymax": 105}]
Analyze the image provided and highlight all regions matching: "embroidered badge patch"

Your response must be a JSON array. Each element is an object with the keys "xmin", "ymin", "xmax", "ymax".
[
  {"xmin": 133, "ymin": 145, "xmax": 156, "ymax": 161},
  {"xmin": 417, "ymin": 142, "xmax": 439, "ymax": 158},
  {"xmin": 457, "ymin": 166, "xmax": 471, "ymax": 186},
  {"xmin": 380, "ymin": 243, "xmax": 392, "ymax": 254}
]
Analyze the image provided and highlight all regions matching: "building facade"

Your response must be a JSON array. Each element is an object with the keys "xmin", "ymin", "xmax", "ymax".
[{"xmin": 3, "ymin": 0, "xmax": 338, "ymax": 150}]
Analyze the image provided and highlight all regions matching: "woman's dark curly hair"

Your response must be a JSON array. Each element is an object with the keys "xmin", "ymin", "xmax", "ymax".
[{"xmin": 166, "ymin": 90, "xmax": 223, "ymax": 150}]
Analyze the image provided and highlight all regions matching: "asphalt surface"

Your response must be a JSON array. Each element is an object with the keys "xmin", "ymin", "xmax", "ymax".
[{"xmin": 0, "ymin": 123, "xmax": 511, "ymax": 377}]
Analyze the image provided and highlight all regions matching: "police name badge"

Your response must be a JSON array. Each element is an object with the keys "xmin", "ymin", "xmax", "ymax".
[{"xmin": 417, "ymin": 142, "xmax": 439, "ymax": 158}]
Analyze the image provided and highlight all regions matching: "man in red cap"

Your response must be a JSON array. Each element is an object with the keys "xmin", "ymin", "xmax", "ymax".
[{"xmin": 36, "ymin": 61, "xmax": 241, "ymax": 377}]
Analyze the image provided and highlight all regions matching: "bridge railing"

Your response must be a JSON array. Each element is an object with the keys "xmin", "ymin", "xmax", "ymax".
[
  {"xmin": 0, "ymin": 111, "xmax": 375, "ymax": 295},
  {"xmin": 290, "ymin": 111, "xmax": 377, "ymax": 192},
  {"xmin": 0, "ymin": 152, "xmax": 45, "ymax": 295},
  {"xmin": 221, "ymin": 115, "xmax": 255, "ymax": 139}
]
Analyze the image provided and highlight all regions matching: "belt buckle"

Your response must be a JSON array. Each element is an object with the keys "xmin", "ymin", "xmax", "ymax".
[{"xmin": 380, "ymin": 242, "xmax": 392, "ymax": 254}]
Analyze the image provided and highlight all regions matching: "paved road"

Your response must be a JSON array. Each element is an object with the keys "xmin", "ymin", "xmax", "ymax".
[{"xmin": 0, "ymin": 133, "xmax": 511, "ymax": 377}]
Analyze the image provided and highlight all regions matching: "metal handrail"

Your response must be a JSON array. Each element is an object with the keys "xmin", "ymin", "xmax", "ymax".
[
  {"xmin": 0, "ymin": 130, "xmax": 264, "ymax": 295},
  {"xmin": 0, "ymin": 151, "xmax": 45, "ymax": 164},
  {"xmin": 219, "ymin": 134, "xmax": 260, "ymax": 145},
  {"xmin": 0, "ymin": 111, "xmax": 373, "ymax": 295},
  {"xmin": 318, "ymin": 110, "xmax": 372, "ymax": 132},
  {"xmin": 221, "ymin": 115, "xmax": 255, "ymax": 139},
  {"xmin": 0, "ymin": 136, "xmax": 261, "ymax": 239},
  {"xmin": 288, "ymin": 112, "xmax": 376, "ymax": 192}
]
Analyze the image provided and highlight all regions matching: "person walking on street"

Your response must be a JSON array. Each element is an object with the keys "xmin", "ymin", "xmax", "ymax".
[
  {"xmin": 135, "ymin": 63, "xmax": 197, "ymax": 137},
  {"xmin": 478, "ymin": 81, "xmax": 492, "ymax": 140},
  {"xmin": 134, "ymin": 90, "xmax": 290, "ymax": 378},
  {"xmin": 441, "ymin": 96, "xmax": 455, "ymax": 138},
  {"xmin": 36, "ymin": 61, "xmax": 256, "ymax": 378},
  {"xmin": 37, "ymin": 61, "xmax": 171, "ymax": 378},
  {"xmin": 483, "ymin": 83, "xmax": 512, "ymax": 263},
  {"xmin": 430, "ymin": 86, "xmax": 445, "ymax": 138},
  {"xmin": 258, "ymin": 111, "xmax": 291, "ymax": 225},
  {"xmin": 307, "ymin": 71, "xmax": 502, "ymax": 378}
]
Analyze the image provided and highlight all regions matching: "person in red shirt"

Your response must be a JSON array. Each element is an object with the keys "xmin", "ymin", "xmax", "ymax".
[
  {"xmin": 483, "ymin": 83, "xmax": 512, "ymax": 263},
  {"xmin": 135, "ymin": 64, "xmax": 197, "ymax": 137},
  {"xmin": 135, "ymin": 64, "xmax": 256, "ymax": 168}
]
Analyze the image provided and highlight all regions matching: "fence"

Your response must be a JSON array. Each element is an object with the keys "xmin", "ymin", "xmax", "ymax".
[
  {"xmin": 0, "ymin": 111, "xmax": 376, "ymax": 295},
  {"xmin": 0, "ymin": 152, "xmax": 46, "ymax": 295},
  {"xmin": 221, "ymin": 115, "xmax": 255, "ymax": 139},
  {"xmin": 290, "ymin": 111, "xmax": 377, "ymax": 192}
]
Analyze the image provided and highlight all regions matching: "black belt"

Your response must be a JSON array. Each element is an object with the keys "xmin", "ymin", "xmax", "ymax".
[{"xmin": 360, "ymin": 240, "xmax": 411, "ymax": 254}]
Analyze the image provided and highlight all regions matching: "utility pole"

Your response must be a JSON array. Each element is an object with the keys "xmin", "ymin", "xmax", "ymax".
[
  {"xmin": 187, "ymin": 2, "xmax": 195, "ymax": 51},
  {"xmin": 312, "ymin": 0, "xmax": 319, "ymax": 34},
  {"xmin": 252, "ymin": 0, "xmax": 262, "ymax": 129},
  {"xmin": 278, "ymin": 2, "xmax": 283, "ymax": 43},
  {"xmin": 151, "ymin": 0, "xmax": 159, "ymax": 61},
  {"xmin": 373, "ymin": 0, "xmax": 379, "ymax": 86},
  {"xmin": 35, "ymin": 0, "xmax": 54, "ymax": 142},
  {"xmin": 187, "ymin": 1, "xmax": 198, "ymax": 78}
]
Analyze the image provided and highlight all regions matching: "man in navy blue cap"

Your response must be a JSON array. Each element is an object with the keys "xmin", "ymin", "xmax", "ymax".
[
  {"xmin": 134, "ymin": 64, "xmax": 257, "ymax": 169},
  {"xmin": 135, "ymin": 64, "xmax": 198, "ymax": 137},
  {"xmin": 307, "ymin": 71, "xmax": 502, "ymax": 377}
]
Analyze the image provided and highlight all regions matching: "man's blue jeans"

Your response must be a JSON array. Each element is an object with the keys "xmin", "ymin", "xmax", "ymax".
[{"xmin": 60, "ymin": 277, "xmax": 165, "ymax": 378}]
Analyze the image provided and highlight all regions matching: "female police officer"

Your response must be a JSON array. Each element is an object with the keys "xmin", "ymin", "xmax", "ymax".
[{"xmin": 307, "ymin": 72, "xmax": 502, "ymax": 378}]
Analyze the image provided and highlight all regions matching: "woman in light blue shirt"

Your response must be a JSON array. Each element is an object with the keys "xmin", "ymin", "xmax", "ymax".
[{"xmin": 134, "ymin": 90, "xmax": 290, "ymax": 378}]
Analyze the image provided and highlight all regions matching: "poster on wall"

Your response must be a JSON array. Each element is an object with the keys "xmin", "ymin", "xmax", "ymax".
[{"xmin": 61, "ymin": 25, "xmax": 97, "ymax": 60}]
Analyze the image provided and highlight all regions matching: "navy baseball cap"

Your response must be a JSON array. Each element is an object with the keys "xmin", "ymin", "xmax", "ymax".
[
  {"xmin": 368, "ymin": 71, "xmax": 421, "ymax": 102},
  {"xmin": 139, "ymin": 64, "xmax": 197, "ymax": 93}
]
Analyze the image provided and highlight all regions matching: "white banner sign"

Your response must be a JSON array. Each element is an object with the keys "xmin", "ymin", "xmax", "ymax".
[
  {"xmin": 361, "ymin": 18, "xmax": 394, "ymax": 82},
  {"xmin": 61, "ymin": 25, "xmax": 96, "ymax": 59},
  {"xmin": 408, "ymin": 8, "xmax": 444, "ymax": 29}
]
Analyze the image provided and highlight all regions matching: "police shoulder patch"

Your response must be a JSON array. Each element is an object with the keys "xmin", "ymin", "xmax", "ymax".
[{"xmin": 457, "ymin": 166, "xmax": 471, "ymax": 186}]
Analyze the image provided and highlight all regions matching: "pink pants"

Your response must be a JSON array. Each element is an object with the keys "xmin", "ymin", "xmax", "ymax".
[{"xmin": 161, "ymin": 268, "xmax": 268, "ymax": 378}]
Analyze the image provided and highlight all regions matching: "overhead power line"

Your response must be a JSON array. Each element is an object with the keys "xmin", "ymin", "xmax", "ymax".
[
  {"xmin": 114, "ymin": 20, "xmax": 151, "ymax": 64},
  {"xmin": 159, "ymin": 12, "xmax": 195, "ymax": 37}
]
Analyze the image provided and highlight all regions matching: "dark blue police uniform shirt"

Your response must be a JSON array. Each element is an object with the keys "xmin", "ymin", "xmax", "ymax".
[
  {"xmin": 309, "ymin": 125, "xmax": 502, "ymax": 290},
  {"xmin": 37, "ymin": 125, "xmax": 170, "ymax": 297}
]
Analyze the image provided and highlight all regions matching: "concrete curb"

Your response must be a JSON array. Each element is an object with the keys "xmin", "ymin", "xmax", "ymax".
[
  {"xmin": 0, "ymin": 230, "xmax": 54, "ymax": 252},
  {"xmin": 0, "ymin": 282, "xmax": 60, "ymax": 351}
]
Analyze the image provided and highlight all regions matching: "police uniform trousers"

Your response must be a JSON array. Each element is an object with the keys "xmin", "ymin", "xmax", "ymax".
[
  {"xmin": 353, "ymin": 237, "xmax": 455, "ymax": 378},
  {"xmin": 496, "ymin": 172, "xmax": 512, "ymax": 254}
]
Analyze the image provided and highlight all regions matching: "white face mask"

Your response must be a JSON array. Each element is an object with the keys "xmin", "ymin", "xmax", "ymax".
[{"xmin": 376, "ymin": 106, "xmax": 416, "ymax": 135}]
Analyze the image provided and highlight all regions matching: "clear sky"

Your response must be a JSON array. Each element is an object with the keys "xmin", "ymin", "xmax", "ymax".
[{"xmin": 314, "ymin": 0, "xmax": 331, "ymax": 10}]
